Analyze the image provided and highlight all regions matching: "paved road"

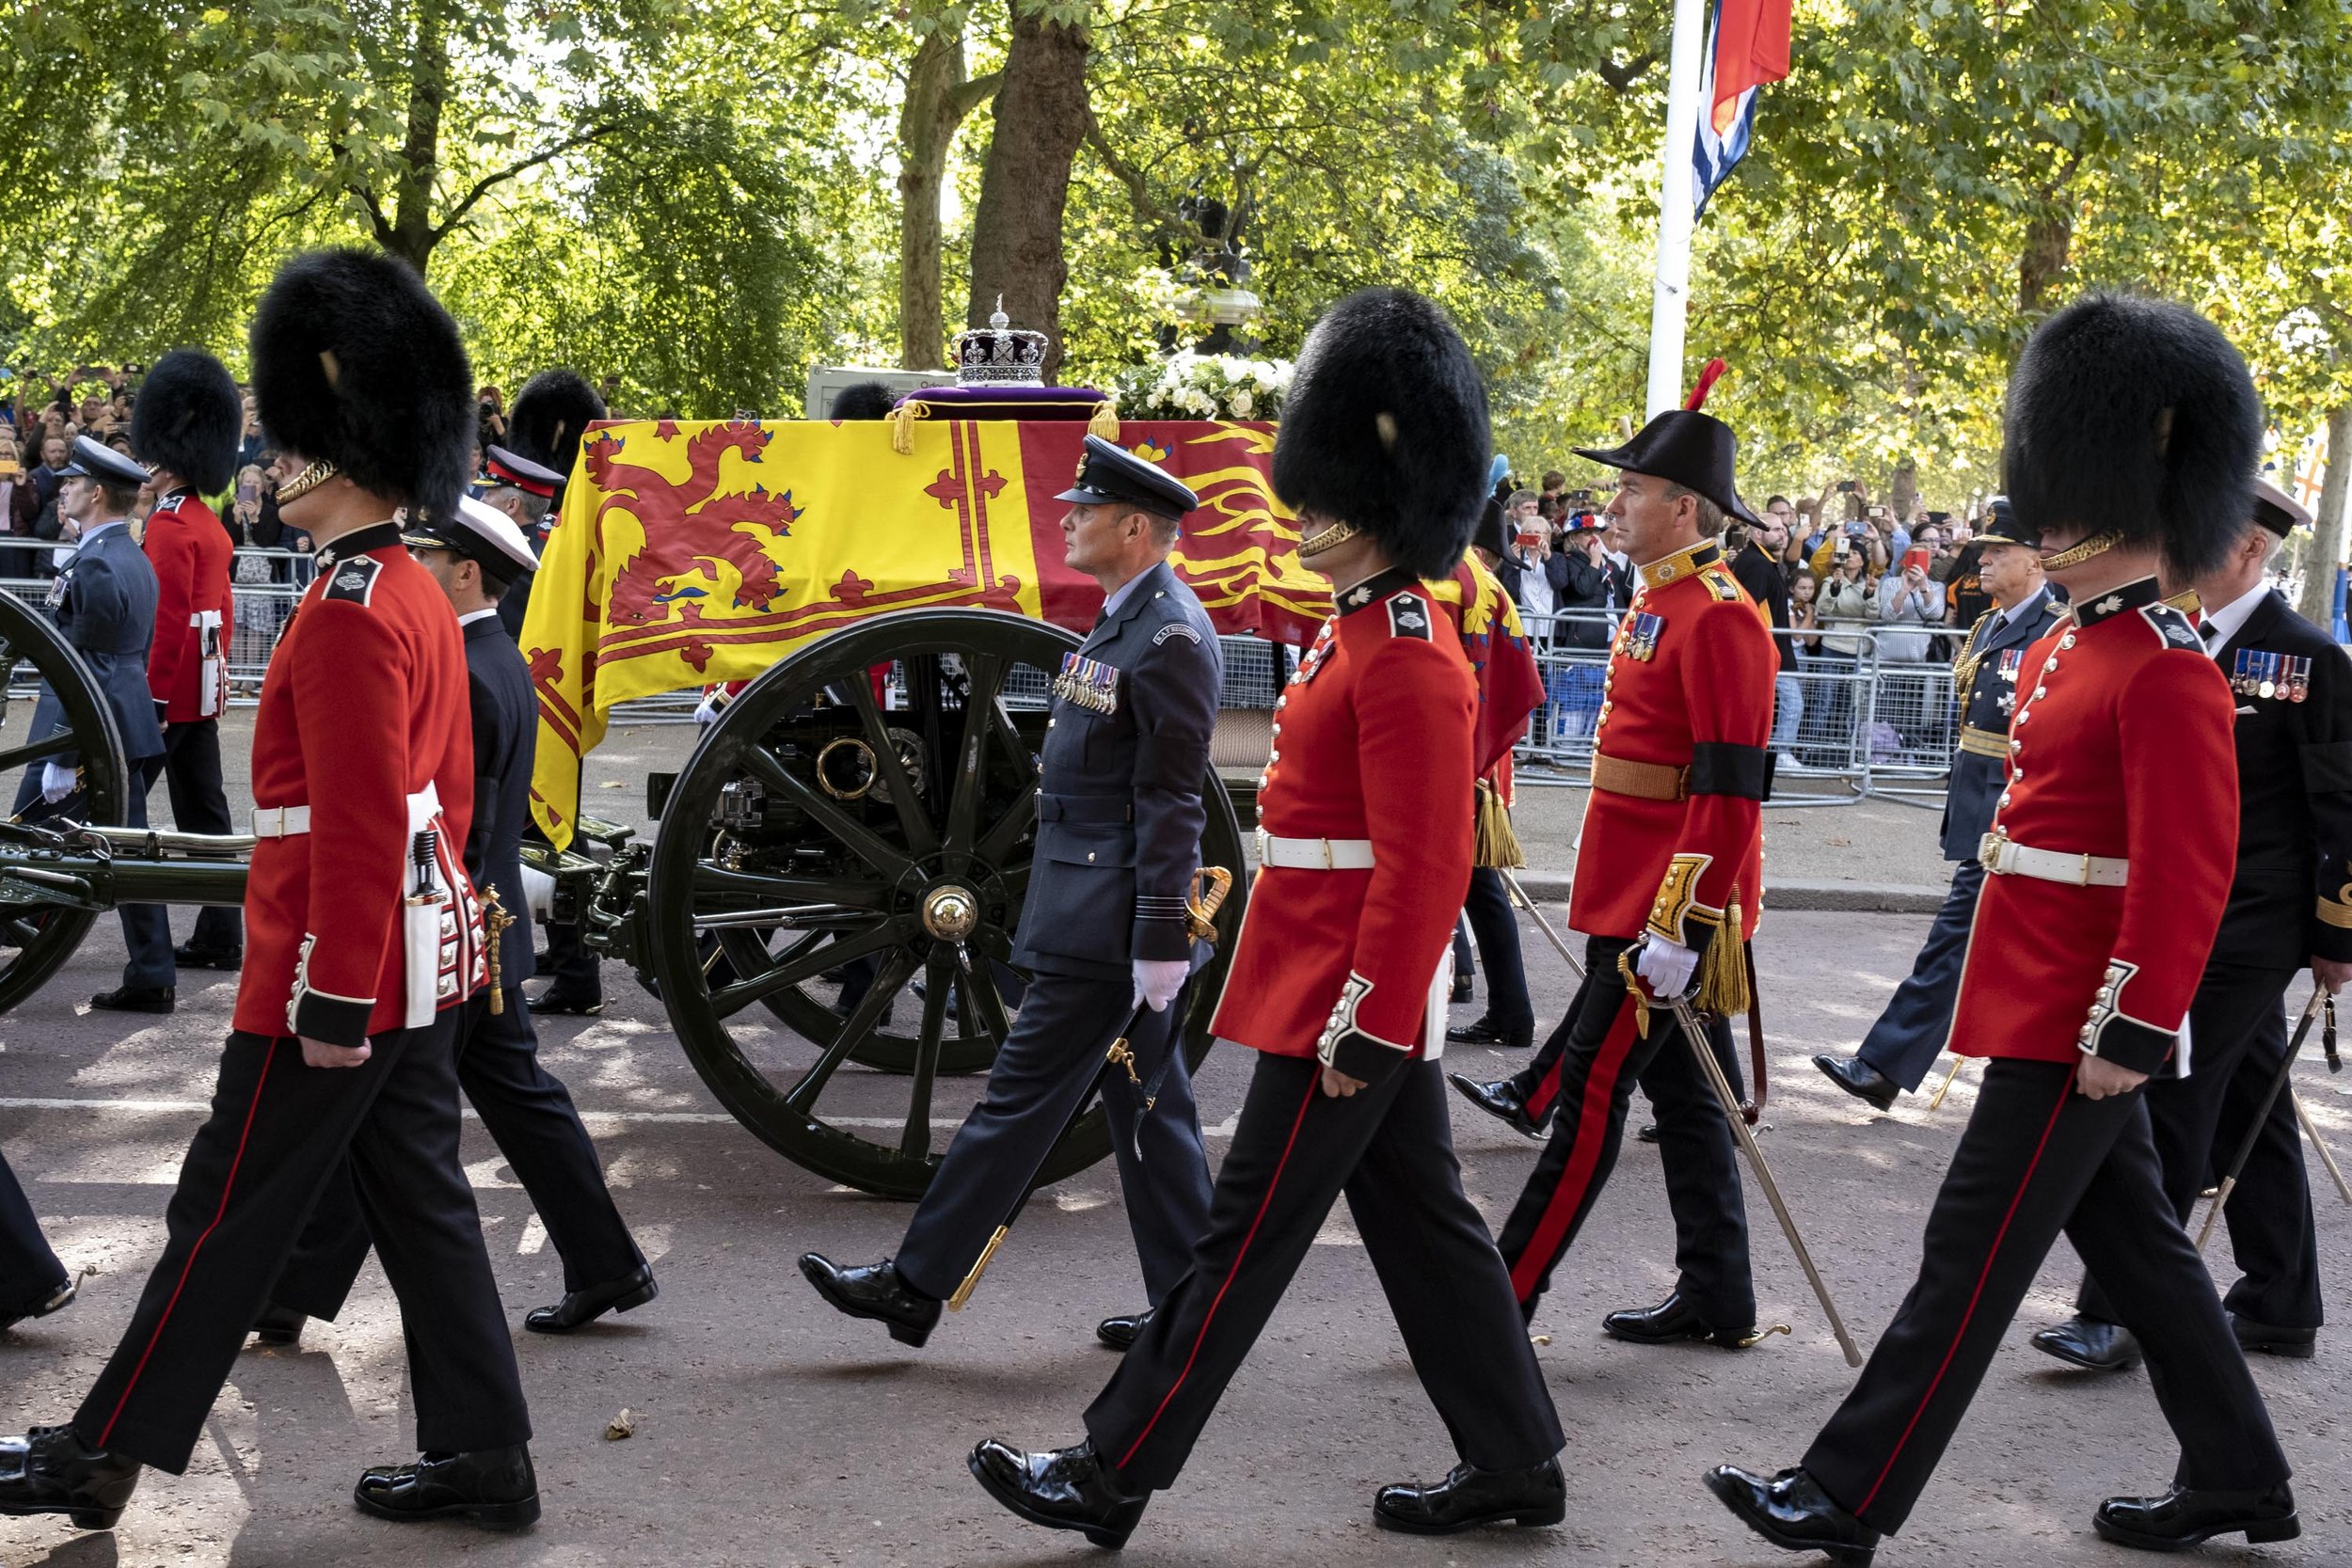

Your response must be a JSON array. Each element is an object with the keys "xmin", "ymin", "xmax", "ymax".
[{"xmin": 4, "ymin": 903, "xmax": 2346, "ymax": 1565}]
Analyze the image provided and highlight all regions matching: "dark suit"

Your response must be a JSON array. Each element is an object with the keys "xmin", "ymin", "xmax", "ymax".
[
  {"xmin": 272, "ymin": 611, "xmax": 644, "ymax": 1315},
  {"xmin": 895, "ymin": 560, "xmax": 1217, "ymax": 1307},
  {"xmin": 0, "ymin": 1145, "xmax": 68, "ymax": 1317},
  {"xmin": 1557, "ymin": 546, "xmax": 1614, "ymax": 648},
  {"xmin": 1857, "ymin": 587, "xmax": 2063, "ymax": 1090},
  {"xmin": 2077, "ymin": 588, "xmax": 2344, "ymax": 1333},
  {"xmin": 12, "ymin": 521, "xmax": 172, "ymax": 988}
]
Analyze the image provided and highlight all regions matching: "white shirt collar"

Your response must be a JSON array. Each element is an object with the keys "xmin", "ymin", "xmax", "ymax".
[
  {"xmin": 2197, "ymin": 580, "xmax": 2270, "ymax": 659},
  {"xmin": 1098, "ymin": 563, "xmax": 1157, "ymax": 625},
  {"xmin": 77, "ymin": 518, "xmax": 130, "ymax": 545},
  {"xmin": 457, "ymin": 607, "xmax": 503, "ymax": 626}
]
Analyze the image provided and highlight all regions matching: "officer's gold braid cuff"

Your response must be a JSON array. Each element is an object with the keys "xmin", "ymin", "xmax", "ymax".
[
  {"xmin": 2319, "ymin": 879, "xmax": 2352, "ymax": 930},
  {"xmin": 1645, "ymin": 852, "xmax": 1721, "ymax": 948}
]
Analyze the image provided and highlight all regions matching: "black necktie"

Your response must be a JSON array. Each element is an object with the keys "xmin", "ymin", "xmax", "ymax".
[{"xmin": 2201, "ymin": 621, "xmax": 2218, "ymax": 644}]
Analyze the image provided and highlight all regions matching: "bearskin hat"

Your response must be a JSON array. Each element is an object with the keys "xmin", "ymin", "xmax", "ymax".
[
  {"xmin": 1273, "ymin": 288, "xmax": 1490, "ymax": 580},
  {"xmin": 2003, "ymin": 293, "xmax": 2260, "ymax": 582},
  {"xmin": 829, "ymin": 380, "xmax": 900, "ymax": 420},
  {"xmin": 507, "ymin": 368, "xmax": 607, "ymax": 485},
  {"xmin": 128, "ymin": 348, "xmax": 241, "ymax": 493},
  {"xmin": 249, "ymin": 248, "xmax": 473, "ymax": 518}
]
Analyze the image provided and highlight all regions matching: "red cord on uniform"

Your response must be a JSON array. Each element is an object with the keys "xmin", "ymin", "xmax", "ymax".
[{"xmin": 1685, "ymin": 358, "xmax": 1726, "ymax": 410}]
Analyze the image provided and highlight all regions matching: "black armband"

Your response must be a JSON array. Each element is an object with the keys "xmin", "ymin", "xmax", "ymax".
[{"xmin": 1688, "ymin": 741, "xmax": 1769, "ymax": 800}]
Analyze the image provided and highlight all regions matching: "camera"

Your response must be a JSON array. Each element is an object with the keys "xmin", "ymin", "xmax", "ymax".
[{"xmin": 1836, "ymin": 481, "xmax": 1857, "ymax": 495}]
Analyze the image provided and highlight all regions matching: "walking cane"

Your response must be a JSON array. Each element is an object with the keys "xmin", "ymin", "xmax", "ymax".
[
  {"xmin": 1498, "ymin": 869, "xmax": 1865, "ymax": 1368},
  {"xmin": 948, "ymin": 866, "xmax": 1233, "ymax": 1311},
  {"xmin": 2197, "ymin": 989, "xmax": 2327, "ymax": 1249}
]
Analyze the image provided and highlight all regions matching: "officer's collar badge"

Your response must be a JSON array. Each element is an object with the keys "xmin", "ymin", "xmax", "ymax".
[
  {"xmin": 2071, "ymin": 575, "xmax": 2161, "ymax": 626},
  {"xmin": 1637, "ymin": 538, "xmax": 1723, "ymax": 590},
  {"xmin": 1336, "ymin": 567, "xmax": 1417, "ymax": 615}
]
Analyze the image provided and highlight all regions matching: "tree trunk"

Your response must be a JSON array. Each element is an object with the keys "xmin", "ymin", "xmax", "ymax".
[
  {"xmin": 1888, "ymin": 457, "xmax": 1918, "ymax": 524},
  {"xmin": 2017, "ymin": 205, "xmax": 2073, "ymax": 315},
  {"xmin": 964, "ymin": 1, "xmax": 1089, "ymax": 381},
  {"xmin": 384, "ymin": 0, "xmax": 449, "ymax": 275},
  {"xmin": 2297, "ymin": 404, "xmax": 2352, "ymax": 630},
  {"xmin": 898, "ymin": 29, "xmax": 998, "ymax": 370}
]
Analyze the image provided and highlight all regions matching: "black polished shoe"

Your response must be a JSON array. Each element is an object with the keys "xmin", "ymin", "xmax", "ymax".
[
  {"xmin": 799, "ymin": 1253, "xmax": 939, "ymax": 1347},
  {"xmin": 1096, "ymin": 1308, "xmax": 1152, "ymax": 1352},
  {"xmin": 527, "ymin": 982, "xmax": 602, "ymax": 1017},
  {"xmin": 525, "ymin": 1264, "xmax": 657, "ymax": 1334},
  {"xmin": 1635, "ymin": 1121, "xmax": 1661, "ymax": 1144},
  {"xmin": 2230, "ymin": 1312, "xmax": 2317, "ymax": 1358},
  {"xmin": 1450, "ymin": 974, "xmax": 1476, "ymax": 1005},
  {"xmin": 0, "ymin": 1274, "xmax": 76, "ymax": 1334},
  {"xmin": 2030, "ymin": 1315, "xmax": 2141, "ymax": 1371},
  {"xmin": 353, "ymin": 1445, "xmax": 539, "ymax": 1529},
  {"xmin": 1813, "ymin": 1053, "xmax": 1899, "ymax": 1112},
  {"xmin": 2092, "ymin": 1481, "xmax": 2297, "ymax": 1550},
  {"xmin": 251, "ymin": 1303, "xmax": 307, "ymax": 1347},
  {"xmin": 1446, "ymin": 1072, "xmax": 1548, "ymax": 1141},
  {"xmin": 1604, "ymin": 1291, "xmax": 1756, "ymax": 1350},
  {"xmin": 89, "ymin": 985, "xmax": 174, "ymax": 1015},
  {"xmin": 0, "ymin": 1425, "xmax": 142, "ymax": 1530},
  {"xmin": 171, "ymin": 942, "xmax": 242, "ymax": 972},
  {"xmin": 1373, "ymin": 1458, "xmax": 1566, "ymax": 1534},
  {"xmin": 968, "ymin": 1437, "xmax": 1146, "ymax": 1549},
  {"xmin": 1445, "ymin": 1015, "xmax": 1536, "ymax": 1052},
  {"xmin": 1705, "ymin": 1465, "xmax": 1880, "ymax": 1566}
]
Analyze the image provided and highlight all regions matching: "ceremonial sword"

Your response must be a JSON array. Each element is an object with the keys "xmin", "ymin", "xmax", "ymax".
[
  {"xmin": 2199, "ymin": 989, "xmax": 2328, "ymax": 1249},
  {"xmin": 1499, "ymin": 868, "xmax": 1866, "ymax": 1368},
  {"xmin": 949, "ymin": 865, "xmax": 1233, "ymax": 1311}
]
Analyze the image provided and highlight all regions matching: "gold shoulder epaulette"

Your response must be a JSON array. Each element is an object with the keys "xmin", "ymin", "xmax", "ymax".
[{"xmin": 1699, "ymin": 564, "xmax": 1741, "ymax": 603}]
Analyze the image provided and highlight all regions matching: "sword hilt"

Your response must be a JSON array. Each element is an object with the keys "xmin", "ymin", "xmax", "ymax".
[
  {"xmin": 1185, "ymin": 865, "xmax": 1234, "ymax": 944},
  {"xmin": 2325, "ymin": 995, "xmax": 2340, "ymax": 1073}
]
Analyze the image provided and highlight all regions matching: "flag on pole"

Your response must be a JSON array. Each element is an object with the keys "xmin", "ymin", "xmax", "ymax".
[{"xmin": 1692, "ymin": 0, "xmax": 1793, "ymax": 214}]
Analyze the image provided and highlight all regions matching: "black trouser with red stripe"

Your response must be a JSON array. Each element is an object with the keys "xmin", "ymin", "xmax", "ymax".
[
  {"xmin": 1803, "ymin": 1057, "xmax": 2287, "ymax": 1533},
  {"xmin": 2076, "ymin": 961, "xmax": 2321, "ymax": 1333},
  {"xmin": 71, "ymin": 1016, "xmax": 530, "ymax": 1475},
  {"xmin": 1493, "ymin": 935, "xmax": 1753, "ymax": 1327},
  {"xmin": 1085, "ymin": 1053, "xmax": 1562, "ymax": 1492}
]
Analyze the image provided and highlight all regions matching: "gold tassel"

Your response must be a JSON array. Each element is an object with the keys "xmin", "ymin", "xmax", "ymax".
[
  {"xmin": 888, "ymin": 399, "xmax": 929, "ymax": 455},
  {"xmin": 1088, "ymin": 400, "xmax": 1121, "ymax": 441},
  {"xmin": 1473, "ymin": 779, "xmax": 1525, "ymax": 869},
  {"xmin": 1692, "ymin": 892, "xmax": 1752, "ymax": 1018}
]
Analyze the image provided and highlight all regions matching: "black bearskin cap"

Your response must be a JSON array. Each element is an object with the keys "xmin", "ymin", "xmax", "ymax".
[
  {"xmin": 129, "ymin": 349, "xmax": 241, "ymax": 493},
  {"xmin": 507, "ymin": 368, "xmax": 607, "ymax": 485},
  {"xmin": 2003, "ymin": 293, "xmax": 2261, "ymax": 582},
  {"xmin": 1273, "ymin": 288, "xmax": 1490, "ymax": 579},
  {"xmin": 829, "ymin": 380, "xmax": 900, "ymax": 420},
  {"xmin": 249, "ymin": 248, "xmax": 473, "ymax": 517}
]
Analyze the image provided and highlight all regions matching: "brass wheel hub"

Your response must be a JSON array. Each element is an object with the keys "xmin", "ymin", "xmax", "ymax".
[{"xmin": 921, "ymin": 883, "xmax": 979, "ymax": 942}]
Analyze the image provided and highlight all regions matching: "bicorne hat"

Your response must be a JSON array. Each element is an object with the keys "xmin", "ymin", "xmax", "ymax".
[
  {"xmin": 128, "ymin": 348, "xmax": 241, "ymax": 493},
  {"xmin": 1572, "ymin": 410, "xmax": 1759, "ymax": 528}
]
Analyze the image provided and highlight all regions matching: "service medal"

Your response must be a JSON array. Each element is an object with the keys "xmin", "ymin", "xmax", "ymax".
[
  {"xmin": 2258, "ymin": 651, "xmax": 2277, "ymax": 700},
  {"xmin": 2290, "ymin": 655, "xmax": 2312, "ymax": 703}
]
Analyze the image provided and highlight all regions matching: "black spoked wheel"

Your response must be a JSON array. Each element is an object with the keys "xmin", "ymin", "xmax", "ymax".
[
  {"xmin": 0, "ymin": 593, "xmax": 131, "ymax": 1013},
  {"xmin": 646, "ymin": 608, "xmax": 1245, "ymax": 1198}
]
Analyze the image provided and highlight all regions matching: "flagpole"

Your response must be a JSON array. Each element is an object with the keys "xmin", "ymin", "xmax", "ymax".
[{"xmin": 1646, "ymin": 0, "xmax": 1712, "ymax": 419}]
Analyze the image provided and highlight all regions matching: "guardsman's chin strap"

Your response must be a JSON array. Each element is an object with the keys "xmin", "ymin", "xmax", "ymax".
[{"xmin": 2039, "ymin": 530, "xmax": 2123, "ymax": 570}]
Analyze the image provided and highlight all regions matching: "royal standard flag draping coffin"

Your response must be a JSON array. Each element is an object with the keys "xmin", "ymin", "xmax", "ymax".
[{"xmin": 523, "ymin": 416, "xmax": 1328, "ymax": 846}]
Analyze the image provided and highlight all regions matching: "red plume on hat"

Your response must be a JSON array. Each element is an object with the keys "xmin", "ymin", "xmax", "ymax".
[{"xmin": 1684, "ymin": 357, "xmax": 1727, "ymax": 411}]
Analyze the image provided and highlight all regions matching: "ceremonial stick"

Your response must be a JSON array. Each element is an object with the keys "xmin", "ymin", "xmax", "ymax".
[
  {"xmin": 2197, "ymin": 989, "xmax": 2326, "ymax": 1250},
  {"xmin": 1499, "ymin": 870, "xmax": 1863, "ymax": 1367},
  {"xmin": 2291, "ymin": 1091, "xmax": 2352, "ymax": 1210},
  {"xmin": 1926, "ymin": 1053, "xmax": 1966, "ymax": 1112},
  {"xmin": 949, "ymin": 866, "xmax": 1232, "ymax": 1311}
]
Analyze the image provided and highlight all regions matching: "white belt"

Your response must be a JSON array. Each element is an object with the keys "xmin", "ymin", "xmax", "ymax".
[
  {"xmin": 252, "ymin": 782, "xmax": 441, "ymax": 841},
  {"xmin": 1255, "ymin": 830, "xmax": 1375, "ymax": 871},
  {"xmin": 1979, "ymin": 832, "xmax": 2126, "ymax": 888}
]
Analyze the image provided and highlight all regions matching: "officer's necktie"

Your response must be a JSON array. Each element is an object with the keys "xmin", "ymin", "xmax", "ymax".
[{"xmin": 2201, "ymin": 620, "xmax": 2219, "ymax": 644}]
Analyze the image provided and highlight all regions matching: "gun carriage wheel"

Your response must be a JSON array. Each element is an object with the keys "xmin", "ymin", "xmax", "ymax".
[
  {"xmin": 645, "ymin": 608, "xmax": 1244, "ymax": 1198},
  {"xmin": 0, "ymin": 592, "xmax": 134, "ymax": 1011}
]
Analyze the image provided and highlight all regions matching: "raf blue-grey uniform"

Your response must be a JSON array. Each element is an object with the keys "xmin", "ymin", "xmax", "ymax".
[
  {"xmin": 894, "ymin": 440, "xmax": 1219, "ymax": 1307},
  {"xmin": 1854, "ymin": 579, "xmax": 2064, "ymax": 1091},
  {"xmin": 12, "ymin": 440, "xmax": 170, "ymax": 989}
]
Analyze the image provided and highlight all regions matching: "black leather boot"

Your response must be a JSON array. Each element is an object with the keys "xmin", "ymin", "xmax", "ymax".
[
  {"xmin": 1373, "ymin": 1458, "xmax": 1566, "ymax": 1533},
  {"xmin": 172, "ymin": 942, "xmax": 242, "ymax": 972},
  {"xmin": 1604, "ymin": 1291, "xmax": 1756, "ymax": 1349},
  {"xmin": 799, "ymin": 1253, "xmax": 940, "ymax": 1347},
  {"xmin": 2092, "ymin": 1482, "xmax": 2297, "ymax": 1549},
  {"xmin": 251, "ymin": 1303, "xmax": 307, "ymax": 1347},
  {"xmin": 1, "ymin": 1275, "xmax": 76, "ymax": 1334},
  {"xmin": 0, "ymin": 1425, "xmax": 142, "ymax": 1529},
  {"xmin": 90, "ymin": 985, "xmax": 174, "ymax": 1015},
  {"xmin": 1813, "ymin": 1053, "xmax": 1899, "ymax": 1112},
  {"xmin": 2029, "ymin": 1315, "xmax": 2141, "ymax": 1371},
  {"xmin": 968, "ymin": 1437, "xmax": 1146, "ymax": 1548},
  {"xmin": 524, "ymin": 1264, "xmax": 658, "ymax": 1334},
  {"xmin": 1705, "ymin": 1465, "xmax": 1881, "ymax": 1565},
  {"xmin": 1445, "ymin": 1072, "xmax": 1548, "ymax": 1140},
  {"xmin": 1095, "ymin": 1308, "xmax": 1152, "ymax": 1351},
  {"xmin": 527, "ymin": 981, "xmax": 602, "ymax": 1017},
  {"xmin": 1445, "ymin": 1015, "xmax": 1535, "ymax": 1051},
  {"xmin": 354, "ymin": 1446, "xmax": 539, "ymax": 1529}
]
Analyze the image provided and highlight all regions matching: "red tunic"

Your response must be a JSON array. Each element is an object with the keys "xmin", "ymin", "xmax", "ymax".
[
  {"xmin": 1211, "ymin": 569, "xmax": 1475, "ymax": 1078},
  {"xmin": 141, "ymin": 489, "xmax": 233, "ymax": 721},
  {"xmin": 1569, "ymin": 538, "xmax": 1773, "ymax": 948},
  {"xmin": 1949, "ymin": 577, "xmax": 2236, "ymax": 1072},
  {"xmin": 233, "ymin": 522, "xmax": 487, "ymax": 1046}
]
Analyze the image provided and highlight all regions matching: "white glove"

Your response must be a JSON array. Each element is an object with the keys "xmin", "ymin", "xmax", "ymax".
[
  {"xmin": 1632, "ymin": 934, "xmax": 1698, "ymax": 1001},
  {"xmin": 40, "ymin": 761, "xmax": 74, "ymax": 804},
  {"xmin": 1132, "ymin": 958, "xmax": 1190, "ymax": 1013}
]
